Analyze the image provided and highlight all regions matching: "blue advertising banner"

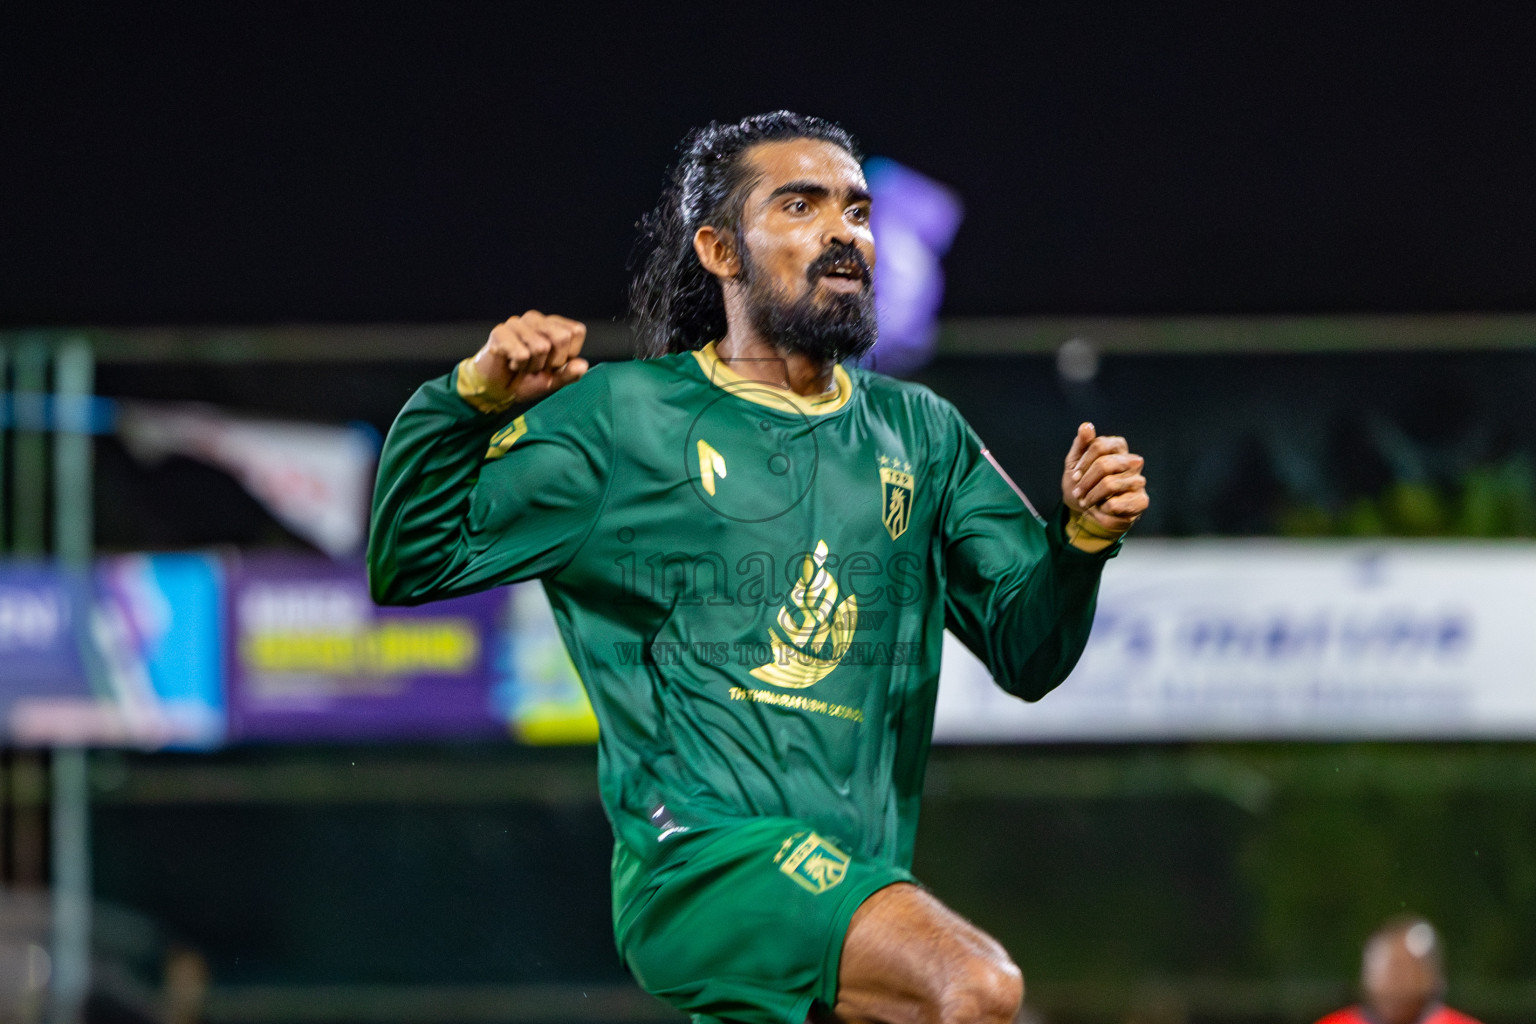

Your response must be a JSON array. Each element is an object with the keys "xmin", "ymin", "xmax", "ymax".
[
  {"xmin": 0, "ymin": 564, "xmax": 92, "ymax": 706},
  {"xmin": 1, "ymin": 555, "xmax": 224, "ymax": 748}
]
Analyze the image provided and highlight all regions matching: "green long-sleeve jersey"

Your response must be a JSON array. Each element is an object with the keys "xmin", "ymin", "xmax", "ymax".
[{"xmin": 369, "ymin": 342, "xmax": 1116, "ymax": 886}]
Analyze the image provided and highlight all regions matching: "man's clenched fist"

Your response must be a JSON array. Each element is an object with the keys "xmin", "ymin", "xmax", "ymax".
[
  {"xmin": 461, "ymin": 310, "xmax": 589, "ymax": 411},
  {"xmin": 1061, "ymin": 422, "xmax": 1148, "ymax": 550}
]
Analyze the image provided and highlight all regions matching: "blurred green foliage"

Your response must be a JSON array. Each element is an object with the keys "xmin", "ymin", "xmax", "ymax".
[
  {"xmin": 1278, "ymin": 455, "xmax": 1536, "ymax": 538},
  {"xmin": 913, "ymin": 745, "xmax": 1536, "ymax": 1022}
]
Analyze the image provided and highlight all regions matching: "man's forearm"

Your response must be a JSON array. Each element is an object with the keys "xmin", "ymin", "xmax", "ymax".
[
  {"xmin": 990, "ymin": 546, "xmax": 1107, "ymax": 701},
  {"xmin": 367, "ymin": 371, "xmax": 504, "ymax": 605}
]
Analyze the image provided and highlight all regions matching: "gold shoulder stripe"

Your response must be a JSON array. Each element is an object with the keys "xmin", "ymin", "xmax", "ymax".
[{"xmin": 485, "ymin": 415, "xmax": 528, "ymax": 459}]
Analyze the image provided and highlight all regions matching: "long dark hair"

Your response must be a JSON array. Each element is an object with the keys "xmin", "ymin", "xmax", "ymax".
[{"xmin": 629, "ymin": 111, "xmax": 863, "ymax": 358}]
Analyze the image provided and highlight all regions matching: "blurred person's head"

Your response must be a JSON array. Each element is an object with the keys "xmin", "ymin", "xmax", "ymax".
[
  {"xmin": 631, "ymin": 111, "xmax": 877, "ymax": 362},
  {"xmin": 1360, "ymin": 916, "xmax": 1446, "ymax": 1024}
]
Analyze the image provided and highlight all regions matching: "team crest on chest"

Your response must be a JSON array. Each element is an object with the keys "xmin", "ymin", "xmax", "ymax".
[{"xmin": 877, "ymin": 454, "xmax": 915, "ymax": 541}]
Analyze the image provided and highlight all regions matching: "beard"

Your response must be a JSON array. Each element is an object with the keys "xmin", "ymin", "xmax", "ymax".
[{"xmin": 739, "ymin": 241, "xmax": 878, "ymax": 363}]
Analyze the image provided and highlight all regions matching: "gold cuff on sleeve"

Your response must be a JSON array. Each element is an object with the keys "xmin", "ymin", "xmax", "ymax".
[
  {"xmin": 455, "ymin": 357, "xmax": 518, "ymax": 414},
  {"xmin": 1066, "ymin": 510, "xmax": 1122, "ymax": 552}
]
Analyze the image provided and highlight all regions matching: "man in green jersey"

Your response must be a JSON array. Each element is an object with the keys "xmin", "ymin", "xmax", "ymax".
[{"xmin": 369, "ymin": 112, "xmax": 1149, "ymax": 1024}]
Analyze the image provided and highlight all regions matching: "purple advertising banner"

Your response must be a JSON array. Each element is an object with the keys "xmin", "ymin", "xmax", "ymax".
[{"xmin": 226, "ymin": 556, "xmax": 512, "ymax": 741}]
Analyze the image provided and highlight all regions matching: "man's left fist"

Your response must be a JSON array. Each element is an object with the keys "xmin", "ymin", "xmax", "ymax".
[{"xmin": 1061, "ymin": 422, "xmax": 1148, "ymax": 546}]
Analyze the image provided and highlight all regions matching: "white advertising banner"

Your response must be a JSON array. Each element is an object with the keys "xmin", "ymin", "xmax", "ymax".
[
  {"xmin": 933, "ymin": 541, "xmax": 1536, "ymax": 741},
  {"xmin": 118, "ymin": 402, "xmax": 378, "ymax": 557}
]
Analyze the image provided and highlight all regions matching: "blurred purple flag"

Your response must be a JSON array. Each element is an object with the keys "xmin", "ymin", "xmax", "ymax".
[{"xmin": 863, "ymin": 157, "xmax": 964, "ymax": 376}]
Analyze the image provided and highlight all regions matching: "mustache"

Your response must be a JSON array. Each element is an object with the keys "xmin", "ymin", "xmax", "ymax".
[{"xmin": 806, "ymin": 242, "xmax": 872, "ymax": 284}]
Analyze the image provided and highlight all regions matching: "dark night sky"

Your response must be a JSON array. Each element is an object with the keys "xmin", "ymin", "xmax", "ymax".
[{"xmin": 3, "ymin": 3, "xmax": 1534, "ymax": 326}]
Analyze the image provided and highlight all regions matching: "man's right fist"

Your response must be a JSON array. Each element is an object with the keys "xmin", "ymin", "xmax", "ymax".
[{"xmin": 461, "ymin": 310, "xmax": 589, "ymax": 412}]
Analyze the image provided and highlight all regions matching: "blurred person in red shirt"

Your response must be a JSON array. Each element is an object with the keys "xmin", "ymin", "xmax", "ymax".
[{"xmin": 1316, "ymin": 916, "xmax": 1480, "ymax": 1024}]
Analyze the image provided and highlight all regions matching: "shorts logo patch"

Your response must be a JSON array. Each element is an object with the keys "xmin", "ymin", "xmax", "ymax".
[{"xmin": 774, "ymin": 831, "xmax": 850, "ymax": 895}]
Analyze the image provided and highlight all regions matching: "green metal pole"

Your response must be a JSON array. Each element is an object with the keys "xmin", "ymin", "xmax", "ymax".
[
  {"xmin": 49, "ymin": 748, "xmax": 90, "ymax": 1024},
  {"xmin": 52, "ymin": 339, "xmax": 93, "ymax": 566},
  {"xmin": 49, "ymin": 338, "xmax": 97, "ymax": 1024},
  {"xmin": 12, "ymin": 338, "xmax": 49, "ymax": 557}
]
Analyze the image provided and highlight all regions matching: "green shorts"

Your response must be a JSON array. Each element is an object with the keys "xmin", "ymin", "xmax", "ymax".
[{"xmin": 613, "ymin": 817, "xmax": 916, "ymax": 1024}]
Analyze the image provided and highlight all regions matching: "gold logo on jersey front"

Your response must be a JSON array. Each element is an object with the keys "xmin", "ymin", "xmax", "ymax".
[
  {"xmin": 696, "ymin": 438, "xmax": 728, "ymax": 496},
  {"xmin": 878, "ymin": 455, "xmax": 914, "ymax": 541},
  {"xmin": 750, "ymin": 540, "xmax": 858, "ymax": 689},
  {"xmin": 774, "ymin": 831, "xmax": 850, "ymax": 895}
]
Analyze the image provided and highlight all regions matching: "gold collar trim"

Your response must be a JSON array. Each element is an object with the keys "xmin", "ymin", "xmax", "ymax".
[{"xmin": 691, "ymin": 341, "xmax": 853, "ymax": 416}]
